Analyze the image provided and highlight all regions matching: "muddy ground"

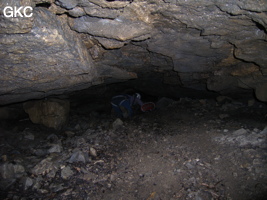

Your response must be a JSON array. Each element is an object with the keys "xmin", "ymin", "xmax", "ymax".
[{"xmin": 0, "ymin": 97, "xmax": 267, "ymax": 200}]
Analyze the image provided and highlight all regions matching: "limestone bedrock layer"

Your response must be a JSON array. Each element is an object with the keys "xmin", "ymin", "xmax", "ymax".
[{"xmin": 0, "ymin": 0, "xmax": 267, "ymax": 104}]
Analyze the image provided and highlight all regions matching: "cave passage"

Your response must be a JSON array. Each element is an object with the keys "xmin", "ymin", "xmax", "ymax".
[
  {"xmin": 1, "ymin": 75, "xmax": 267, "ymax": 200},
  {"xmin": 0, "ymin": 84, "xmax": 266, "ymax": 200},
  {"xmin": 1, "ymin": 0, "xmax": 267, "ymax": 199}
]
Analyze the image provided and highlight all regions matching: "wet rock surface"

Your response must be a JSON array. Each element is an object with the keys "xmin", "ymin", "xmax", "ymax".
[{"xmin": 0, "ymin": 98, "xmax": 266, "ymax": 199}]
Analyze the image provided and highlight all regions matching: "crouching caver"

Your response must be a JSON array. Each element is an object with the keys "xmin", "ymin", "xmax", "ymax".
[{"xmin": 111, "ymin": 93, "xmax": 144, "ymax": 118}]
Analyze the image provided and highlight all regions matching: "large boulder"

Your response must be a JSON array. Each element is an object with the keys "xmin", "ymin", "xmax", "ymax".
[{"xmin": 23, "ymin": 99, "xmax": 70, "ymax": 130}]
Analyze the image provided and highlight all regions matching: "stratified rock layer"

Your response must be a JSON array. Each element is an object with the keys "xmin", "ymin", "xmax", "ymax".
[
  {"xmin": 0, "ymin": 0, "xmax": 34, "ymax": 34},
  {"xmin": 0, "ymin": 0, "xmax": 267, "ymax": 104},
  {"xmin": 0, "ymin": 7, "xmax": 96, "ymax": 104}
]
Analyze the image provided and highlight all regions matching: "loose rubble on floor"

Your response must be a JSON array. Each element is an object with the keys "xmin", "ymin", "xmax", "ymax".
[{"xmin": 0, "ymin": 97, "xmax": 266, "ymax": 200}]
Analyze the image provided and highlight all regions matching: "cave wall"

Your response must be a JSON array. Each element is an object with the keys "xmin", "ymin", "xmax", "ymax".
[{"xmin": 0, "ymin": 0, "xmax": 267, "ymax": 105}]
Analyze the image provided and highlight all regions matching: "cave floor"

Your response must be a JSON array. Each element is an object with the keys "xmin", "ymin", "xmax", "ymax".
[{"xmin": 1, "ymin": 98, "xmax": 267, "ymax": 200}]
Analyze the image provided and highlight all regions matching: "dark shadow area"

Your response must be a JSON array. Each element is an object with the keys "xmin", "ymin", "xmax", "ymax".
[
  {"xmin": 253, "ymin": 20, "xmax": 267, "ymax": 34},
  {"xmin": 35, "ymin": 3, "xmax": 51, "ymax": 8}
]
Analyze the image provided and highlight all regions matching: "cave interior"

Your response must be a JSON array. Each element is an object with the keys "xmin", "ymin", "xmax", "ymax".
[{"xmin": 0, "ymin": 0, "xmax": 267, "ymax": 199}]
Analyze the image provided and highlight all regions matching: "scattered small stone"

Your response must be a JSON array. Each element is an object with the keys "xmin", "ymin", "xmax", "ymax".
[
  {"xmin": 232, "ymin": 128, "xmax": 247, "ymax": 136},
  {"xmin": 31, "ymin": 155, "xmax": 60, "ymax": 176},
  {"xmin": 75, "ymin": 137, "xmax": 87, "ymax": 146},
  {"xmin": 185, "ymin": 162, "xmax": 195, "ymax": 169},
  {"xmin": 214, "ymin": 155, "xmax": 221, "ymax": 160},
  {"xmin": 65, "ymin": 131, "xmax": 75, "ymax": 137},
  {"xmin": 47, "ymin": 134, "xmax": 59, "ymax": 143},
  {"xmin": 0, "ymin": 163, "xmax": 25, "ymax": 180},
  {"xmin": 215, "ymin": 126, "xmax": 266, "ymax": 149},
  {"xmin": 13, "ymin": 164, "xmax": 25, "ymax": 177},
  {"xmin": 33, "ymin": 149, "xmax": 48, "ymax": 156},
  {"xmin": 69, "ymin": 150, "xmax": 90, "ymax": 163},
  {"xmin": 253, "ymin": 159, "xmax": 261, "ymax": 165},
  {"xmin": 110, "ymin": 174, "xmax": 116, "ymax": 181},
  {"xmin": 259, "ymin": 126, "xmax": 267, "ymax": 134},
  {"xmin": 38, "ymin": 189, "xmax": 49, "ymax": 194},
  {"xmin": 47, "ymin": 168, "xmax": 57, "ymax": 178},
  {"xmin": 49, "ymin": 183, "xmax": 65, "ymax": 192},
  {"xmin": 20, "ymin": 177, "xmax": 33, "ymax": 190},
  {"xmin": 75, "ymin": 124, "xmax": 81, "ymax": 130},
  {"xmin": 32, "ymin": 176, "xmax": 43, "ymax": 190},
  {"xmin": 61, "ymin": 166, "xmax": 74, "ymax": 179},
  {"xmin": 61, "ymin": 188, "xmax": 73, "ymax": 196},
  {"xmin": 237, "ymin": 133, "xmax": 261, "ymax": 147},
  {"xmin": 253, "ymin": 128, "xmax": 260, "ymax": 133},
  {"xmin": 232, "ymin": 172, "xmax": 238, "ymax": 177},
  {"xmin": 0, "ymin": 162, "xmax": 26, "ymax": 190},
  {"xmin": 89, "ymin": 147, "xmax": 97, "ymax": 157},
  {"xmin": 0, "ymin": 163, "xmax": 15, "ymax": 179},
  {"xmin": 79, "ymin": 172, "xmax": 98, "ymax": 181},
  {"xmin": 219, "ymin": 114, "xmax": 229, "ymax": 119},
  {"xmin": 24, "ymin": 132, "xmax": 35, "ymax": 140},
  {"xmin": 112, "ymin": 118, "xmax": 123, "ymax": 130},
  {"xmin": 48, "ymin": 144, "xmax": 63, "ymax": 153},
  {"xmin": 79, "ymin": 167, "xmax": 88, "ymax": 174}
]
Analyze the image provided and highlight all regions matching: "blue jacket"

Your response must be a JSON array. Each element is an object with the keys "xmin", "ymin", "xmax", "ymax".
[{"xmin": 111, "ymin": 94, "xmax": 143, "ymax": 118}]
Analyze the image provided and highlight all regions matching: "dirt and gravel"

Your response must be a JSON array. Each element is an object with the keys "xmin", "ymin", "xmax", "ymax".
[{"xmin": 0, "ymin": 97, "xmax": 266, "ymax": 200}]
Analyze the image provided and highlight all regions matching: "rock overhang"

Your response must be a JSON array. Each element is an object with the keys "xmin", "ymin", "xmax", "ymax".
[{"xmin": 0, "ymin": 0, "xmax": 267, "ymax": 105}]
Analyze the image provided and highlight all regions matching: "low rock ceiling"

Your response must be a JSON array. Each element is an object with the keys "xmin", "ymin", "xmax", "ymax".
[{"xmin": 0, "ymin": 0, "xmax": 267, "ymax": 105}]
